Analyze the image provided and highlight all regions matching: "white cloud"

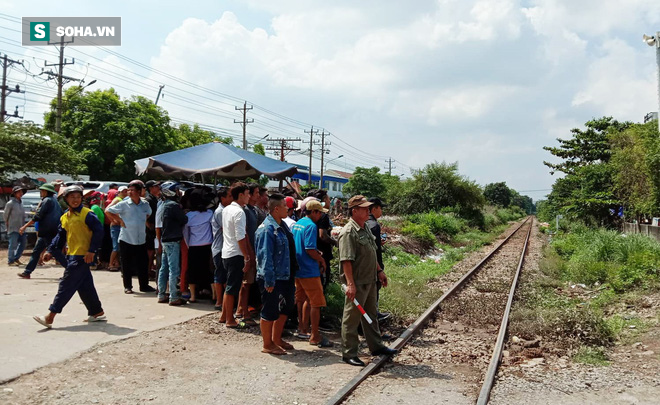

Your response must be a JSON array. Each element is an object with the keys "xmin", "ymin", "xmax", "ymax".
[{"xmin": 571, "ymin": 39, "xmax": 656, "ymax": 120}]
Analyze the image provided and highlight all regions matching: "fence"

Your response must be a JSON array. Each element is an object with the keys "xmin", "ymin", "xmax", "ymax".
[{"xmin": 622, "ymin": 222, "xmax": 660, "ymax": 242}]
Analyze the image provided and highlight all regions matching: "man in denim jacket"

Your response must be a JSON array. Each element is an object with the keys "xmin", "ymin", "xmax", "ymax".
[{"xmin": 255, "ymin": 193, "xmax": 291, "ymax": 355}]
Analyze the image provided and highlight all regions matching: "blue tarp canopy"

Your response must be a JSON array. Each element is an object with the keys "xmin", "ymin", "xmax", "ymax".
[{"xmin": 134, "ymin": 142, "xmax": 298, "ymax": 179}]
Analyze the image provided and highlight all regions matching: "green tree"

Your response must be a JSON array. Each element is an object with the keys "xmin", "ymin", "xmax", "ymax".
[
  {"xmin": 610, "ymin": 121, "xmax": 660, "ymax": 221},
  {"xmin": 343, "ymin": 166, "xmax": 386, "ymax": 197},
  {"xmin": 484, "ymin": 182, "xmax": 512, "ymax": 207},
  {"xmin": 390, "ymin": 162, "xmax": 484, "ymax": 221},
  {"xmin": 510, "ymin": 191, "xmax": 535, "ymax": 214},
  {"xmin": 44, "ymin": 88, "xmax": 230, "ymax": 181},
  {"xmin": 0, "ymin": 122, "xmax": 84, "ymax": 181},
  {"xmin": 253, "ymin": 143, "xmax": 265, "ymax": 156},
  {"xmin": 543, "ymin": 117, "xmax": 630, "ymax": 175}
]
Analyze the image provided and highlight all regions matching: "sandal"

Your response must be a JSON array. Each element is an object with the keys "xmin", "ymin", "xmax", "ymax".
[
  {"xmin": 242, "ymin": 318, "xmax": 258, "ymax": 326},
  {"xmin": 33, "ymin": 316, "xmax": 52, "ymax": 329},
  {"xmin": 84, "ymin": 314, "xmax": 107, "ymax": 322},
  {"xmin": 226, "ymin": 321, "xmax": 249, "ymax": 329}
]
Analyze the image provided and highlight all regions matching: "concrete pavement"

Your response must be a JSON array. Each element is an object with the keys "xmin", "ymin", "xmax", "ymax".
[{"xmin": 0, "ymin": 257, "xmax": 216, "ymax": 382}]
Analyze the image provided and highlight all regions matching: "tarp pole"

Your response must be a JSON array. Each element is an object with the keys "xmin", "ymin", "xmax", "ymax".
[{"xmin": 284, "ymin": 178, "xmax": 303, "ymax": 200}]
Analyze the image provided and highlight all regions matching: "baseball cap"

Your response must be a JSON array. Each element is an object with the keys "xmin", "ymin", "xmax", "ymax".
[
  {"xmin": 367, "ymin": 197, "xmax": 387, "ymax": 208},
  {"xmin": 348, "ymin": 195, "xmax": 374, "ymax": 209},
  {"xmin": 285, "ymin": 196, "xmax": 295, "ymax": 209},
  {"xmin": 306, "ymin": 199, "xmax": 328, "ymax": 213},
  {"xmin": 145, "ymin": 180, "xmax": 161, "ymax": 188},
  {"xmin": 118, "ymin": 186, "xmax": 128, "ymax": 192}
]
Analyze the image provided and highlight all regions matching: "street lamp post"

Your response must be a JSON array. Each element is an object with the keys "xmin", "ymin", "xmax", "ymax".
[
  {"xmin": 322, "ymin": 154, "xmax": 343, "ymax": 190},
  {"xmin": 643, "ymin": 32, "xmax": 660, "ymax": 132}
]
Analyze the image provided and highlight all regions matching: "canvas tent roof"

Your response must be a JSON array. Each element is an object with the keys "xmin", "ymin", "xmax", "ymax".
[{"xmin": 134, "ymin": 142, "xmax": 297, "ymax": 179}]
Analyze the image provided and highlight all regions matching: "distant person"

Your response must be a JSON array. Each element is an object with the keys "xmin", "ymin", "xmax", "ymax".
[
  {"xmin": 17, "ymin": 184, "xmax": 64, "ymax": 278},
  {"xmin": 105, "ymin": 180, "xmax": 156, "ymax": 294},
  {"xmin": 183, "ymin": 189, "xmax": 213, "ymax": 303},
  {"xmin": 219, "ymin": 182, "xmax": 251, "ymax": 329},
  {"xmin": 255, "ymin": 193, "xmax": 292, "ymax": 355},
  {"xmin": 211, "ymin": 186, "xmax": 233, "ymax": 311},
  {"xmin": 105, "ymin": 186, "xmax": 127, "ymax": 272},
  {"xmin": 145, "ymin": 180, "xmax": 162, "ymax": 280},
  {"xmin": 157, "ymin": 182, "xmax": 188, "ymax": 306},
  {"xmin": 283, "ymin": 196, "xmax": 297, "ymax": 228},
  {"xmin": 308, "ymin": 189, "xmax": 337, "ymax": 291},
  {"xmin": 256, "ymin": 186, "xmax": 269, "ymax": 224},
  {"xmin": 52, "ymin": 179, "xmax": 68, "ymax": 212},
  {"xmin": 33, "ymin": 185, "xmax": 106, "ymax": 329},
  {"xmin": 4, "ymin": 186, "xmax": 27, "ymax": 267}
]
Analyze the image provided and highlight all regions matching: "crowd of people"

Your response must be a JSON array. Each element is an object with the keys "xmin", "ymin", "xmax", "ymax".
[{"xmin": 6, "ymin": 178, "xmax": 397, "ymax": 366}]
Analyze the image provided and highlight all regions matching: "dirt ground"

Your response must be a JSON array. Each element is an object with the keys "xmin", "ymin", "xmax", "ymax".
[{"xmin": 3, "ymin": 220, "xmax": 660, "ymax": 404}]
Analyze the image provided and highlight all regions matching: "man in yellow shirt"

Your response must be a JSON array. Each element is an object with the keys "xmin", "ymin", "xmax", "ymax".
[{"xmin": 33, "ymin": 186, "xmax": 106, "ymax": 329}]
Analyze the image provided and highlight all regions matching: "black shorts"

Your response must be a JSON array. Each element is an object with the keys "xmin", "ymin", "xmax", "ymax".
[
  {"xmin": 146, "ymin": 229, "xmax": 156, "ymax": 250},
  {"xmin": 213, "ymin": 253, "xmax": 227, "ymax": 284},
  {"xmin": 258, "ymin": 279, "xmax": 288, "ymax": 321},
  {"xmin": 223, "ymin": 255, "xmax": 244, "ymax": 296}
]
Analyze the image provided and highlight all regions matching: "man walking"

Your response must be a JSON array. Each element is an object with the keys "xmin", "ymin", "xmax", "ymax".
[
  {"xmin": 338, "ymin": 195, "xmax": 397, "ymax": 367},
  {"xmin": 33, "ymin": 185, "xmax": 105, "ymax": 329},
  {"xmin": 255, "ymin": 193, "xmax": 292, "ymax": 355},
  {"xmin": 292, "ymin": 200, "xmax": 332, "ymax": 347},
  {"xmin": 211, "ymin": 186, "xmax": 233, "ymax": 311},
  {"xmin": 4, "ymin": 186, "xmax": 27, "ymax": 266},
  {"xmin": 157, "ymin": 182, "xmax": 188, "ymax": 306},
  {"xmin": 105, "ymin": 180, "xmax": 156, "ymax": 294},
  {"xmin": 18, "ymin": 183, "xmax": 64, "ymax": 278},
  {"xmin": 220, "ymin": 182, "xmax": 251, "ymax": 329}
]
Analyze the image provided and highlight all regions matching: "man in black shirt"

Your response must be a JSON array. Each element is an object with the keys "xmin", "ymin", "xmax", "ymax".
[
  {"xmin": 366, "ymin": 197, "xmax": 391, "ymax": 324},
  {"xmin": 145, "ymin": 180, "xmax": 161, "ymax": 280},
  {"xmin": 308, "ymin": 189, "xmax": 336, "ymax": 292}
]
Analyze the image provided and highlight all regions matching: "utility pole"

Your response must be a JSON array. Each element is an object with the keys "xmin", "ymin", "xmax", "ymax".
[
  {"xmin": 45, "ymin": 36, "xmax": 75, "ymax": 133},
  {"xmin": 385, "ymin": 157, "xmax": 396, "ymax": 175},
  {"xmin": 265, "ymin": 137, "xmax": 301, "ymax": 161},
  {"xmin": 303, "ymin": 126, "xmax": 319, "ymax": 185},
  {"xmin": 234, "ymin": 101, "xmax": 254, "ymax": 150},
  {"xmin": 1, "ymin": 53, "xmax": 25, "ymax": 122},
  {"xmin": 155, "ymin": 85, "xmax": 165, "ymax": 105},
  {"xmin": 319, "ymin": 130, "xmax": 331, "ymax": 189}
]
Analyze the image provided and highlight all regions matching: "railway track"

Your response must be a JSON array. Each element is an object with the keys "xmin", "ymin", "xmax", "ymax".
[{"xmin": 326, "ymin": 217, "xmax": 534, "ymax": 405}]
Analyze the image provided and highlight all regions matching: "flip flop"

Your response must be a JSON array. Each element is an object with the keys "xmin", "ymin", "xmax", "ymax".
[
  {"xmin": 311, "ymin": 336, "xmax": 333, "ymax": 348},
  {"xmin": 226, "ymin": 321, "xmax": 249, "ymax": 329},
  {"xmin": 262, "ymin": 347, "xmax": 287, "ymax": 355},
  {"xmin": 294, "ymin": 332, "xmax": 311, "ymax": 340},
  {"xmin": 277, "ymin": 341, "xmax": 295, "ymax": 350},
  {"xmin": 84, "ymin": 315, "xmax": 107, "ymax": 322},
  {"xmin": 33, "ymin": 316, "xmax": 52, "ymax": 329}
]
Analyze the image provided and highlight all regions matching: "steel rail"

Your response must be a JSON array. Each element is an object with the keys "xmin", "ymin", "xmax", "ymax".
[
  {"xmin": 325, "ymin": 217, "xmax": 532, "ymax": 405},
  {"xmin": 477, "ymin": 217, "xmax": 532, "ymax": 404}
]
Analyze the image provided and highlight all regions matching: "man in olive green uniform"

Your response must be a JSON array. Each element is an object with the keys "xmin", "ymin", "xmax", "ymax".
[{"xmin": 338, "ymin": 195, "xmax": 398, "ymax": 367}]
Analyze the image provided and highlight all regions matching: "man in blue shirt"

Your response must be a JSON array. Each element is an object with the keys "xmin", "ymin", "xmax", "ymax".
[
  {"xmin": 255, "ymin": 193, "xmax": 292, "ymax": 355},
  {"xmin": 105, "ymin": 180, "xmax": 156, "ymax": 294},
  {"xmin": 292, "ymin": 200, "xmax": 331, "ymax": 347},
  {"xmin": 18, "ymin": 183, "xmax": 64, "ymax": 278}
]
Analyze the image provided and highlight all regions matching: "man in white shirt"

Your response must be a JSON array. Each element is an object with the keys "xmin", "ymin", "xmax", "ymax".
[
  {"xmin": 219, "ymin": 182, "xmax": 252, "ymax": 329},
  {"xmin": 211, "ymin": 186, "xmax": 233, "ymax": 310}
]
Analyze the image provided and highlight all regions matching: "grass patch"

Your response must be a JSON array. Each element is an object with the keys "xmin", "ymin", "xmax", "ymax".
[{"xmin": 573, "ymin": 346, "xmax": 610, "ymax": 366}]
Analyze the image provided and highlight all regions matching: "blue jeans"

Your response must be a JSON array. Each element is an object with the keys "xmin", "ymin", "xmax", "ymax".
[
  {"xmin": 110, "ymin": 225, "xmax": 121, "ymax": 252},
  {"xmin": 24, "ymin": 235, "xmax": 52, "ymax": 274},
  {"xmin": 7, "ymin": 232, "xmax": 27, "ymax": 263},
  {"xmin": 158, "ymin": 241, "xmax": 181, "ymax": 301}
]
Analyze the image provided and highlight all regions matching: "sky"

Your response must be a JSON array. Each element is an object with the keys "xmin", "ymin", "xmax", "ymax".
[{"xmin": 2, "ymin": 0, "xmax": 660, "ymax": 201}]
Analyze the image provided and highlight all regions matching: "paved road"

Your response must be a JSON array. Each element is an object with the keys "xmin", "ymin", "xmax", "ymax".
[{"xmin": 0, "ymin": 256, "xmax": 215, "ymax": 382}]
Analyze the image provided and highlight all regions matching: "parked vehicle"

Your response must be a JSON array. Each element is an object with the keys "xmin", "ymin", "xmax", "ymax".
[{"xmin": 64, "ymin": 181, "xmax": 129, "ymax": 194}]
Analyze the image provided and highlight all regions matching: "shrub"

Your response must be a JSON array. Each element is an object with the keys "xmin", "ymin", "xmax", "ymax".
[
  {"xmin": 401, "ymin": 223, "xmax": 436, "ymax": 250},
  {"xmin": 407, "ymin": 212, "xmax": 466, "ymax": 240}
]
